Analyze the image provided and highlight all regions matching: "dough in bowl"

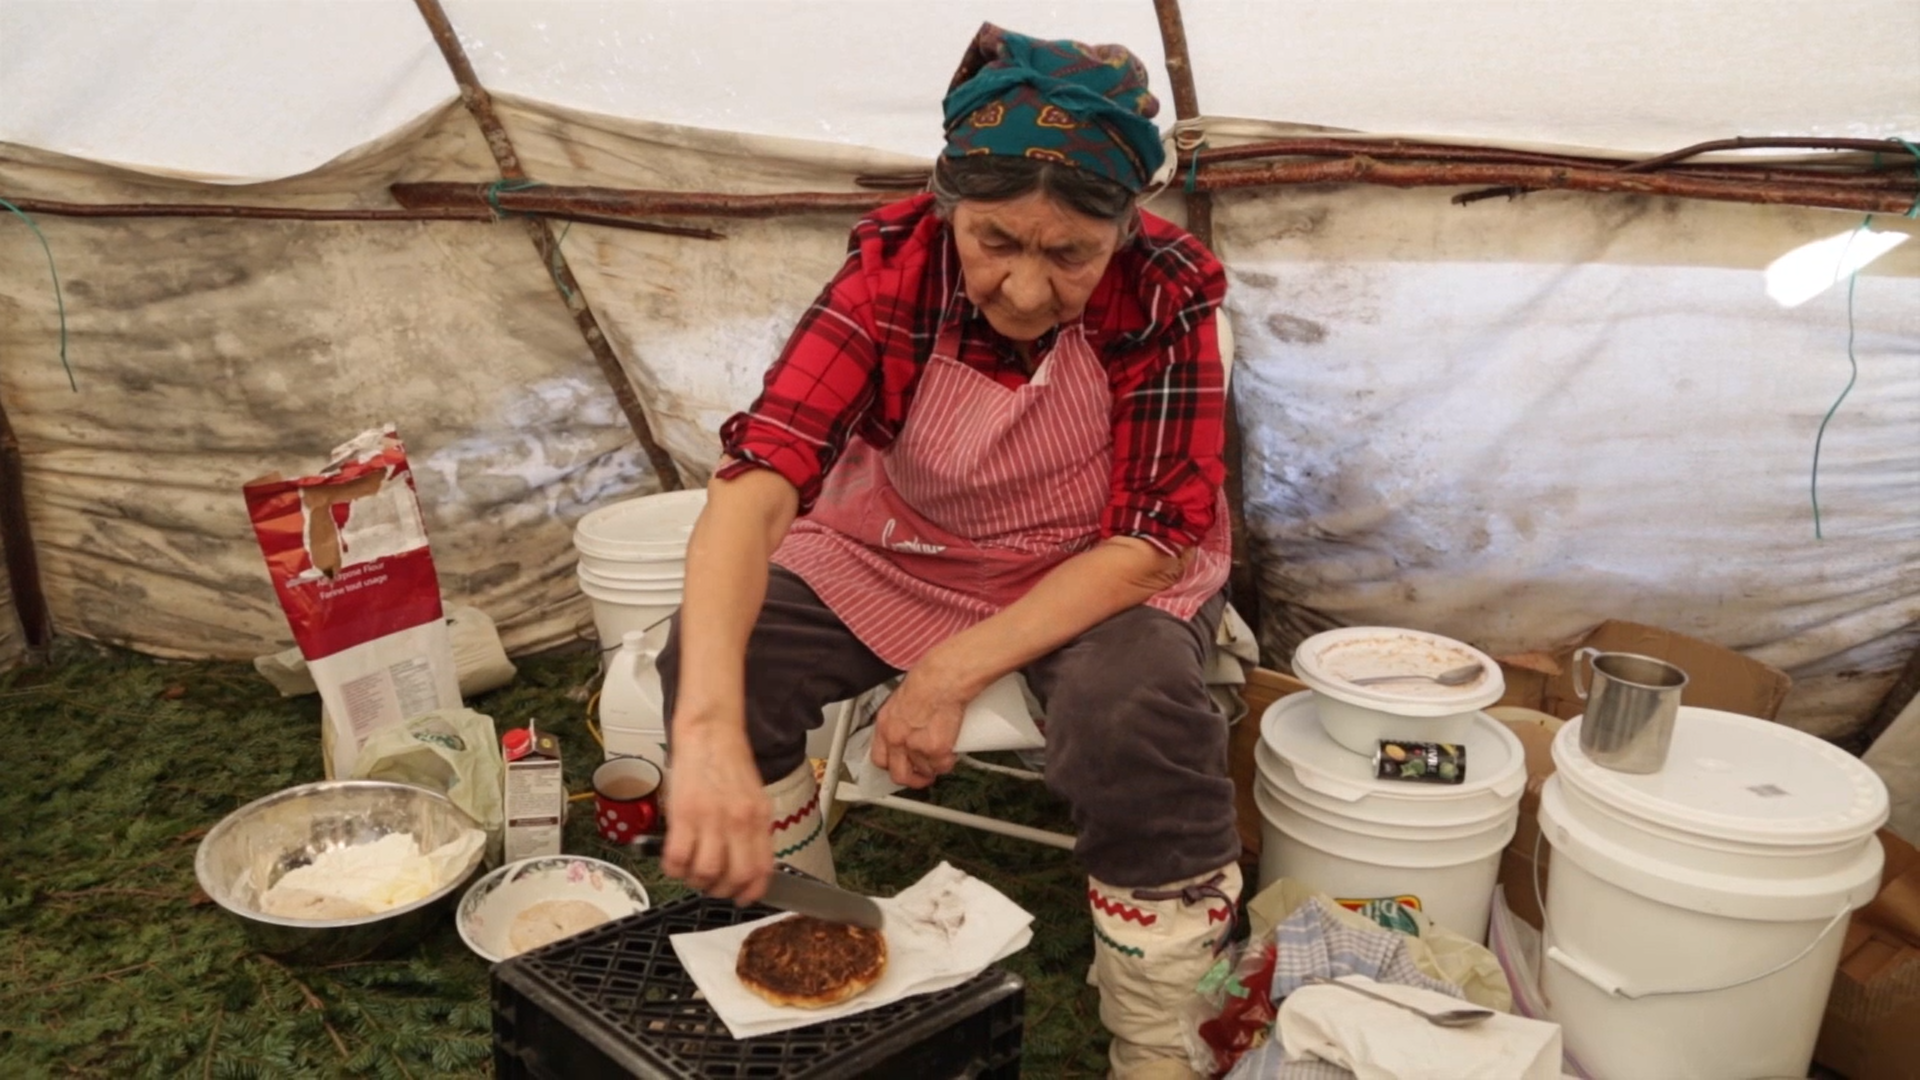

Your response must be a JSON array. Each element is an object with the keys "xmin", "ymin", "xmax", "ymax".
[{"xmin": 508, "ymin": 898, "xmax": 613, "ymax": 955}]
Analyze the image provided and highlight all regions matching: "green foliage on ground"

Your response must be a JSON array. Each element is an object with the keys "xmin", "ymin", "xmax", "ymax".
[{"xmin": 0, "ymin": 641, "xmax": 1106, "ymax": 1078}]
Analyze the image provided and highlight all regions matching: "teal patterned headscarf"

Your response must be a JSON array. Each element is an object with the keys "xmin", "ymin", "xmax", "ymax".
[{"xmin": 942, "ymin": 23, "xmax": 1166, "ymax": 193}]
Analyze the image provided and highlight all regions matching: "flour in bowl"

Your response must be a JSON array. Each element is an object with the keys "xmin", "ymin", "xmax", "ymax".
[{"xmin": 260, "ymin": 830, "xmax": 481, "ymax": 920}]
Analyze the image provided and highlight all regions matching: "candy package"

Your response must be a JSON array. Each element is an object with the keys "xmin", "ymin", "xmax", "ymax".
[{"xmin": 1375, "ymin": 738, "xmax": 1466, "ymax": 784}]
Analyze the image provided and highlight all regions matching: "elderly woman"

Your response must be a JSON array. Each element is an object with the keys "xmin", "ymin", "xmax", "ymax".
[{"xmin": 659, "ymin": 25, "xmax": 1237, "ymax": 1077}]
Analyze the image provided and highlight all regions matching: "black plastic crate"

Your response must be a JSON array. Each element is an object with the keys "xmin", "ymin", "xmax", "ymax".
[{"xmin": 492, "ymin": 892, "xmax": 1025, "ymax": 1079}]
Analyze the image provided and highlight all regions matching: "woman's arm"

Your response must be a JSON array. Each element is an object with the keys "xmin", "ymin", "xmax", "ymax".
[
  {"xmin": 870, "ymin": 534, "xmax": 1187, "ymax": 786},
  {"xmin": 661, "ymin": 467, "xmax": 799, "ymax": 903}
]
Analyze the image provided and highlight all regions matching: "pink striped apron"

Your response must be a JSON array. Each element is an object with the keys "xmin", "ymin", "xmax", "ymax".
[{"xmin": 771, "ymin": 319, "xmax": 1231, "ymax": 670}]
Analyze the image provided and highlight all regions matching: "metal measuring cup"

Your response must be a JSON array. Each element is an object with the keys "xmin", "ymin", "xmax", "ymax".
[{"xmin": 1572, "ymin": 648, "xmax": 1688, "ymax": 773}]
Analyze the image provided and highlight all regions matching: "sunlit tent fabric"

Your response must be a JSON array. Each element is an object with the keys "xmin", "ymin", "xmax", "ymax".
[{"xmin": 0, "ymin": 2, "xmax": 1916, "ymax": 779}]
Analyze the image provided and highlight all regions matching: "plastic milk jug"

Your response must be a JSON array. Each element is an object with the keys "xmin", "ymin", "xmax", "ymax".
[{"xmin": 600, "ymin": 628, "xmax": 668, "ymax": 771}]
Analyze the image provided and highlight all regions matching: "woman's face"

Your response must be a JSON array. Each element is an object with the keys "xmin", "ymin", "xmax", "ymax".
[{"xmin": 952, "ymin": 192, "xmax": 1124, "ymax": 343}]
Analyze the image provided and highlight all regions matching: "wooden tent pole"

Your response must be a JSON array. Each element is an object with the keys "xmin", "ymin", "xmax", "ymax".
[
  {"xmin": 1850, "ymin": 639, "xmax": 1920, "ymax": 755},
  {"xmin": 10, "ymin": 145, "xmax": 1910, "ymax": 227},
  {"xmin": 1152, "ymin": 0, "xmax": 1214, "ymax": 245},
  {"xmin": 0, "ymin": 197, "xmax": 724, "ymax": 238},
  {"xmin": 1191, "ymin": 156, "xmax": 1919, "ymax": 214},
  {"xmin": 390, "ymin": 184, "xmax": 893, "ymax": 220},
  {"xmin": 1196, "ymin": 139, "xmax": 1917, "ymax": 188},
  {"xmin": 411, "ymin": 0, "xmax": 684, "ymax": 490},
  {"xmin": 0, "ymin": 391, "xmax": 51, "ymax": 651},
  {"xmin": 1152, "ymin": 0, "xmax": 1262, "ymax": 641}
]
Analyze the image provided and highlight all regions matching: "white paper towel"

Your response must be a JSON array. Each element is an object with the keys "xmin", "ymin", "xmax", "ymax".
[
  {"xmin": 1279, "ymin": 976, "xmax": 1563, "ymax": 1080},
  {"xmin": 669, "ymin": 863, "xmax": 1034, "ymax": 1039}
]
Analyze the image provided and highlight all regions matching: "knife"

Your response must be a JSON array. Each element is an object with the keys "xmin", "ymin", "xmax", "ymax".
[
  {"xmin": 761, "ymin": 869, "xmax": 886, "ymax": 930},
  {"xmin": 629, "ymin": 835, "xmax": 885, "ymax": 929}
]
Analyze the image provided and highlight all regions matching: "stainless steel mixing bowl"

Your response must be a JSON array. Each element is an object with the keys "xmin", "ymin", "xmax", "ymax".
[{"xmin": 194, "ymin": 779, "xmax": 486, "ymax": 964}]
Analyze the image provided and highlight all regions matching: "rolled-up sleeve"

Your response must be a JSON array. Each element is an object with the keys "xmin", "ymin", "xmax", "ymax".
[
  {"xmin": 717, "ymin": 252, "xmax": 879, "ymax": 510},
  {"xmin": 1102, "ymin": 258, "xmax": 1228, "ymax": 553}
]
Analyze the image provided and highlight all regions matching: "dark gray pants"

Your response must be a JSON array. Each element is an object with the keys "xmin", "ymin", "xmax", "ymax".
[{"xmin": 658, "ymin": 567, "xmax": 1239, "ymax": 887}]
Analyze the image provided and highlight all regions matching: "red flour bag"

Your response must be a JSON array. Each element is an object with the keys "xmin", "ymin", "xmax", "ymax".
[{"xmin": 244, "ymin": 425, "xmax": 462, "ymax": 779}]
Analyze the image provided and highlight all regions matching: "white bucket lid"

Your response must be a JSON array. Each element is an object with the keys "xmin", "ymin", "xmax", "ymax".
[
  {"xmin": 574, "ymin": 490, "xmax": 708, "ymax": 560},
  {"xmin": 576, "ymin": 553, "xmax": 686, "ymax": 581},
  {"xmin": 1292, "ymin": 627, "xmax": 1504, "ymax": 717},
  {"xmin": 1554, "ymin": 707, "xmax": 1888, "ymax": 848},
  {"xmin": 576, "ymin": 572, "xmax": 684, "ymax": 607},
  {"xmin": 1540, "ymin": 778, "xmax": 1886, "ymax": 921},
  {"xmin": 577, "ymin": 563, "xmax": 685, "ymax": 591},
  {"xmin": 1256, "ymin": 741, "xmax": 1521, "ymax": 833},
  {"xmin": 1253, "ymin": 781, "xmax": 1517, "ymax": 864},
  {"xmin": 1259, "ymin": 690, "xmax": 1526, "ymax": 812}
]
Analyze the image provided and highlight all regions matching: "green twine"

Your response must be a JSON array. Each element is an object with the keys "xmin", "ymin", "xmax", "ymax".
[
  {"xmin": 1183, "ymin": 140, "xmax": 1208, "ymax": 195},
  {"xmin": 1898, "ymin": 138, "xmax": 1920, "ymax": 218},
  {"xmin": 482, "ymin": 178, "xmax": 546, "ymax": 219},
  {"xmin": 548, "ymin": 219, "xmax": 575, "ymax": 301},
  {"xmin": 1809, "ymin": 213, "xmax": 1873, "ymax": 540},
  {"xmin": 482, "ymin": 179, "xmax": 577, "ymax": 301},
  {"xmin": 0, "ymin": 197, "xmax": 76, "ymax": 392}
]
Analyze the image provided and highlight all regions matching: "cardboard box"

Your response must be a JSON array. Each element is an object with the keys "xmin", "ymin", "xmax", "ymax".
[
  {"xmin": 1490, "ymin": 706, "xmax": 1565, "ymax": 930},
  {"xmin": 503, "ymin": 726, "xmax": 565, "ymax": 863},
  {"xmin": 1231, "ymin": 667, "xmax": 1308, "ymax": 860},
  {"xmin": 1816, "ymin": 829, "xmax": 1920, "ymax": 1080},
  {"xmin": 1494, "ymin": 619, "xmax": 1792, "ymax": 723}
]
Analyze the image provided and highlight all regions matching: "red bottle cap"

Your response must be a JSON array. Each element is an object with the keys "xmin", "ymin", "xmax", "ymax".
[{"xmin": 501, "ymin": 728, "xmax": 532, "ymax": 762}]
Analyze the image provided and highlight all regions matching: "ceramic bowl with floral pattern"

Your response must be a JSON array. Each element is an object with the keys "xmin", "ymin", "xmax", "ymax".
[{"xmin": 457, "ymin": 855, "xmax": 650, "ymax": 962}]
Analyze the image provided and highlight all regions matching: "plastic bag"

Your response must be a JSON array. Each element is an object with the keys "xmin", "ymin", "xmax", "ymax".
[
  {"xmin": 350, "ymin": 707, "xmax": 506, "ymax": 863},
  {"xmin": 1183, "ymin": 937, "xmax": 1280, "ymax": 1077},
  {"xmin": 243, "ymin": 425, "xmax": 462, "ymax": 778},
  {"xmin": 1488, "ymin": 887, "xmax": 1593, "ymax": 1078},
  {"xmin": 255, "ymin": 603, "xmax": 516, "ymax": 700}
]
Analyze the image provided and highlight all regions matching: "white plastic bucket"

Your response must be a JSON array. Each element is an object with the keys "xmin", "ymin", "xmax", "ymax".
[
  {"xmin": 1255, "ymin": 783, "xmax": 1513, "ymax": 940},
  {"xmin": 1255, "ymin": 691, "xmax": 1525, "ymax": 942},
  {"xmin": 576, "ymin": 563, "xmax": 685, "ymax": 596},
  {"xmin": 577, "ymin": 572, "xmax": 682, "ymax": 649},
  {"xmin": 572, "ymin": 490, "xmax": 704, "ymax": 648},
  {"xmin": 1538, "ymin": 707, "xmax": 1888, "ymax": 1080},
  {"xmin": 576, "ymin": 557, "xmax": 687, "ymax": 585},
  {"xmin": 573, "ymin": 490, "xmax": 707, "ymax": 561}
]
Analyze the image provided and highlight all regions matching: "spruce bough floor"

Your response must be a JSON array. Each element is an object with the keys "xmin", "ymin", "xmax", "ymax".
[{"xmin": 0, "ymin": 641, "xmax": 1109, "ymax": 1078}]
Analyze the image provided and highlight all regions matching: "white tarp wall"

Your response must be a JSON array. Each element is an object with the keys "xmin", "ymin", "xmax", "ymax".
[
  {"xmin": 1, "ymin": 1, "xmax": 1917, "ymax": 747},
  {"xmin": 9, "ymin": 1, "xmax": 1916, "ymax": 178}
]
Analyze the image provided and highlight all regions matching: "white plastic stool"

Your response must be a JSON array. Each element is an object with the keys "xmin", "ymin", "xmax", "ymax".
[{"xmin": 817, "ymin": 676, "xmax": 1076, "ymax": 851}]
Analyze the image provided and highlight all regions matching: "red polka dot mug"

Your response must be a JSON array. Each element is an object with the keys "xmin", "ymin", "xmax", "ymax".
[{"xmin": 592, "ymin": 756, "xmax": 662, "ymax": 844}]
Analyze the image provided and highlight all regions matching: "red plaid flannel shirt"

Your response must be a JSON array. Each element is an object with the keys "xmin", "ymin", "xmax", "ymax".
[{"xmin": 719, "ymin": 193, "xmax": 1227, "ymax": 552}]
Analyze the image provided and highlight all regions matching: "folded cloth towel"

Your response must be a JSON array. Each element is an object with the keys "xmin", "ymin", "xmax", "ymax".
[
  {"xmin": 1278, "ymin": 976, "xmax": 1562, "ymax": 1080},
  {"xmin": 1270, "ymin": 897, "xmax": 1463, "ymax": 1001}
]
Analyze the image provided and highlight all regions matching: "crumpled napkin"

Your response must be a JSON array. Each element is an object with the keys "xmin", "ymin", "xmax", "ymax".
[{"xmin": 669, "ymin": 862, "xmax": 1034, "ymax": 1039}]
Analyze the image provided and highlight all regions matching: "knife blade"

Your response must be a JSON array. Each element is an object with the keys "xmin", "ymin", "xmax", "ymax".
[
  {"xmin": 761, "ymin": 870, "xmax": 886, "ymax": 930},
  {"xmin": 628, "ymin": 835, "xmax": 885, "ymax": 929}
]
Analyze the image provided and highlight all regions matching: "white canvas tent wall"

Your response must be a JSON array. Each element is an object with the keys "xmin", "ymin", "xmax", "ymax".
[{"xmin": 2, "ymin": 3, "xmax": 1916, "ymax": 765}]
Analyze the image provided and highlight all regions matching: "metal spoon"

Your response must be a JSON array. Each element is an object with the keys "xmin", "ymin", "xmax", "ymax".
[
  {"xmin": 1305, "ymin": 975, "xmax": 1494, "ymax": 1027},
  {"xmin": 1347, "ymin": 662, "xmax": 1485, "ymax": 687}
]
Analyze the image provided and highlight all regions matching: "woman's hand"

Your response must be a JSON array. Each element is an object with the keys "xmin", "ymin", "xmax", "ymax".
[
  {"xmin": 661, "ymin": 712, "xmax": 774, "ymax": 904},
  {"xmin": 870, "ymin": 661, "xmax": 972, "ymax": 789}
]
